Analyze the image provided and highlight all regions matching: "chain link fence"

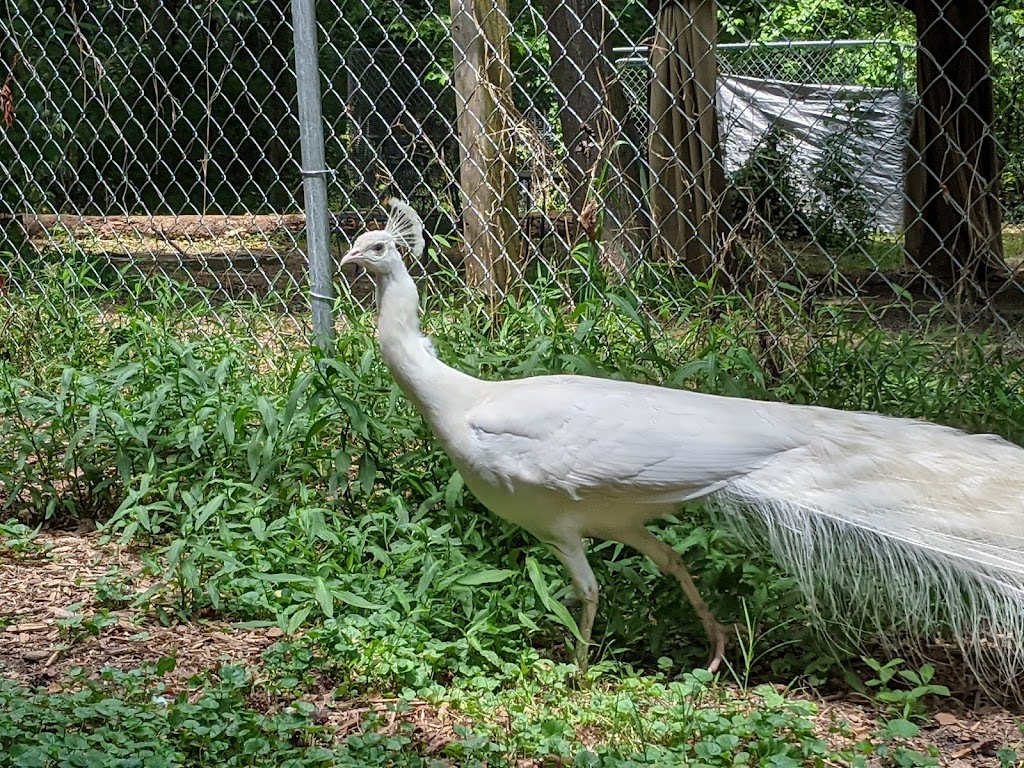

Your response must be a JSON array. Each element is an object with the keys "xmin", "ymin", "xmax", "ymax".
[{"xmin": 3, "ymin": 0, "xmax": 1024, "ymax": 418}]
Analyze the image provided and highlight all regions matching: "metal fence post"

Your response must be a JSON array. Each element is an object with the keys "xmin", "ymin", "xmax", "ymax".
[{"xmin": 291, "ymin": 0, "xmax": 334, "ymax": 350}]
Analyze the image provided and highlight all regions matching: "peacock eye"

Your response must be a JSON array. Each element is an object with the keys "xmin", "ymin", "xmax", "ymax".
[{"xmin": 373, "ymin": 244, "xmax": 384, "ymax": 252}]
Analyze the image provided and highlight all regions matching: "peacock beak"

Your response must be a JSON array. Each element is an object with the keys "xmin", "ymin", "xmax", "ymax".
[{"xmin": 340, "ymin": 249, "xmax": 361, "ymax": 266}]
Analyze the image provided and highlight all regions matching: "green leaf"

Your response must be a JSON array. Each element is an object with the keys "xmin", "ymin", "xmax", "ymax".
[
  {"xmin": 335, "ymin": 590, "xmax": 382, "ymax": 611},
  {"xmin": 313, "ymin": 577, "xmax": 334, "ymax": 619},
  {"xmin": 517, "ymin": 611, "xmax": 541, "ymax": 632},
  {"xmin": 606, "ymin": 293, "xmax": 645, "ymax": 329},
  {"xmin": 165, "ymin": 539, "xmax": 187, "ymax": 572},
  {"xmin": 286, "ymin": 605, "xmax": 312, "ymax": 635},
  {"xmin": 246, "ymin": 436, "xmax": 263, "ymax": 480},
  {"xmin": 282, "ymin": 373, "xmax": 312, "ymax": 428},
  {"xmin": 256, "ymin": 395, "xmax": 278, "ymax": 435},
  {"xmin": 193, "ymin": 493, "xmax": 226, "ymax": 529},
  {"xmin": 115, "ymin": 450, "xmax": 132, "ymax": 481},
  {"xmin": 456, "ymin": 568, "xmax": 516, "ymax": 586},
  {"xmin": 525, "ymin": 556, "xmax": 583, "ymax": 643},
  {"xmin": 416, "ymin": 559, "xmax": 442, "ymax": 599},
  {"xmin": 180, "ymin": 560, "xmax": 199, "ymax": 590},
  {"xmin": 307, "ymin": 415, "xmax": 333, "ymax": 441},
  {"xmin": 254, "ymin": 573, "xmax": 313, "ymax": 585},
  {"xmin": 217, "ymin": 409, "xmax": 236, "ymax": 446},
  {"xmin": 884, "ymin": 718, "xmax": 919, "ymax": 739},
  {"xmin": 188, "ymin": 425, "xmax": 204, "ymax": 456},
  {"xmin": 444, "ymin": 471, "xmax": 465, "ymax": 510},
  {"xmin": 357, "ymin": 454, "xmax": 377, "ymax": 494}
]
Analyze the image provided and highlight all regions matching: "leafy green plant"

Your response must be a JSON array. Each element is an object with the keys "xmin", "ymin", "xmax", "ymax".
[
  {"xmin": 850, "ymin": 657, "xmax": 951, "ymax": 723},
  {"xmin": 5, "ymin": 244, "xmax": 1024, "ymax": 711},
  {"xmin": 728, "ymin": 122, "xmax": 811, "ymax": 241},
  {"xmin": 810, "ymin": 122, "xmax": 875, "ymax": 250},
  {"xmin": 998, "ymin": 745, "xmax": 1022, "ymax": 768},
  {"xmin": 0, "ymin": 519, "xmax": 43, "ymax": 555},
  {"xmin": 852, "ymin": 716, "xmax": 940, "ymax": 768},
  {"xmin": 55, "ymin": 606, "xmax": 119, "ymax": 645},
  {"xmin": 0, "ymin": 661, "xmax": 507, "ymax": 768}
]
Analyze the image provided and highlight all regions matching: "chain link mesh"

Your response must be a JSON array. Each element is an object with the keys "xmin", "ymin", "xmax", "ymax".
[{"xmin": 3, "ymin": 0, "xmax": 1024, "ymax": 422}]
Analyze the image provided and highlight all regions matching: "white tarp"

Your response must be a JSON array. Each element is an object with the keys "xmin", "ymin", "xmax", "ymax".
[{"xmin": 718, "ymin": 75, "xmax": 910, "ymax": 234}]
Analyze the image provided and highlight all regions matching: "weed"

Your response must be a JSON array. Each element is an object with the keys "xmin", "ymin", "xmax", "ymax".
[
  {"xmin": 853, "ymin": 657, "xmax": 951, "ymax": 721},
  {"xmin": 0, "ymin": 519, "xmax": 44, "ymax": 555},
  {"xmin": 0, "ymin": 662, "xmax": 500, "ymax": 767}
]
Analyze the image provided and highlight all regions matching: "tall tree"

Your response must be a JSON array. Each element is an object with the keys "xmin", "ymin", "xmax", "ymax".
[
  {"xmin": 542, "ymin": 0, "xmax": 648, "ymax": 274},
  {"xmin": 647, "ymin": 0, "xmax": 729, "ymax": 276},
  {"xmin": 450, "ymin": 0, "xmax": 522, "ymax": 294},
  {"xmin": 897, "ymin": 0, "xmax": 1009, "ymax": 293}
]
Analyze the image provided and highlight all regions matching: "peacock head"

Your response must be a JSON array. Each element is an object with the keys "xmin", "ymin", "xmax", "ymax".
[{"xmin": 341, "ymin": 198, "xmax": 425, "ymax": 276}]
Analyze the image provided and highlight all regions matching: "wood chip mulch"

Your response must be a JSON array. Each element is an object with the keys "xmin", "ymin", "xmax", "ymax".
[
  {"xmin": 807, "ymin": 692, "xmax": 1023, "ymax": 766},
  {"xmin": 0, "ymin": 532, "xmax": 275, "ymax": 687},
  {"xmin": 2, "ymin": 532, "xmax": 1022, "ymax": 766}
]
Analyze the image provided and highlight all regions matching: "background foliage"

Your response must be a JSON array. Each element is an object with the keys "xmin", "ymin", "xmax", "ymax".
[{"xmin": 6, "ymin": 0, "xmax": 1024, "ymax": 217}]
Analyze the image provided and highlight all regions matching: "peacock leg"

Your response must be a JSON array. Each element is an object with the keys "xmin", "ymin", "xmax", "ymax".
[
  {"xmin": 547, "ymin": 537, "xmax": 599, "ymax": 671},
  {"xmin": 612, "ymin": 526, "xmax": 734, "ymax": 673}
]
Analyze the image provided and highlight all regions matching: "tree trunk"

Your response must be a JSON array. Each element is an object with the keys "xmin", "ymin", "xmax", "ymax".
[
  {"xmin": 647, "ymin": 0, "xmax": 729, "ymax": 278},
  {"xmin": 450, "ymin": 0, "xmax": 521, "ymax": 295},
  {"xmin": 542, "ymin": 0, "xmax": 648, "ymax": 275},
  {"xmin": 901, "ymin": 0, "xmax": 1008, "ymax": 292}
]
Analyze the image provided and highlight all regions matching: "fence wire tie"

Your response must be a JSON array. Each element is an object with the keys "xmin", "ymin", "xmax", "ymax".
[{"xmin": 300, "ymin": 168, "xmax": 335, "ymax": 179}]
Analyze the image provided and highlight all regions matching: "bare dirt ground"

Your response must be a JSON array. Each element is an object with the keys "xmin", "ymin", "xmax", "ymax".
[
  {"xmin": 18, "ymin": 213, "xmax": 1024, "ymax": 322},
  {"xmin": 21, "ymin": 213, "xmax": 314, "ymax": 300},
  {"xmin": 0, "ymin": 531, "xmax": 273, "ymax": 686},
  {"xmin": 0, "ymin": 530, "xmax": 468, "ymax": 755},
  {"xmin": 1, "ymin": 532, "xmax": 1021, "ymax": 766}
]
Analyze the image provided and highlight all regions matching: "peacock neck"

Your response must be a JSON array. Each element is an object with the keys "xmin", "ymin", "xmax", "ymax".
[{"xmin": 375, "ymin": 267, "xmax": 466, "ymax": 420}]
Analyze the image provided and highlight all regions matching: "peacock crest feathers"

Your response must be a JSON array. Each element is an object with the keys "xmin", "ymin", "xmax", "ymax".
[{"xmin": 385, "ymin": 198, "xmax": 425, "ymax": 258}]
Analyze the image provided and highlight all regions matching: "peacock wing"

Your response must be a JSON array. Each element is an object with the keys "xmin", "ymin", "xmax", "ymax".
[{"xmin": 463, "ymin": 375, "xmax": 805, "ymax": 503}]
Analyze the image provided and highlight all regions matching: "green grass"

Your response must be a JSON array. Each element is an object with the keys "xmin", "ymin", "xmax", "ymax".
[
  {"xmin": 751, "ymin": 227, "xmax": 1024, "ymax": 276},
  {"xmin": 2, "ymin": 251, "xmax": 1023, "ymax": 765},
  {"xmin": 766, "ymin": 234, "xmax": 905, "ymax": 275}
]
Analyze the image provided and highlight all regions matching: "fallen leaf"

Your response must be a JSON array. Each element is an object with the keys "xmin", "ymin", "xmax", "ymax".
[{"xmin": 951, "ymin": 740, "xmax": 994, "ymax": 759}]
